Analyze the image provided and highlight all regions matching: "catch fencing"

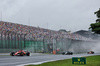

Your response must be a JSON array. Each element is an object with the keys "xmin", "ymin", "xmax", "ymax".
[
  {"xmin": 0, "ymin": 30, "xmax": 96, "ymax": 53},
  {"xmin": 0, "ymin": 30, "xmax": 25, "ymax": 52}
]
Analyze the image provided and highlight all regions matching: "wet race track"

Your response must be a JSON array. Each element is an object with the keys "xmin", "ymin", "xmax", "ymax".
[{"xmin": 0, "ymin": 53, "xmax": 100, "ymax": 66}]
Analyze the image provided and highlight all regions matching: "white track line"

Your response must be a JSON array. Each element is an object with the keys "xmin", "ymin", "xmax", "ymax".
[{"xmin": 16, "ymin": 59, "xmax": 62, "ymax": 66}]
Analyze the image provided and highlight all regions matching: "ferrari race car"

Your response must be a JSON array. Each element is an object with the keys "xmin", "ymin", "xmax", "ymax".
[
  {"xmin": 87, "ymin": 51, "xmax": 94, "ymax": 54},
  {"xmin": 10, "ymin": 50, "xmax": 30, "ymax": 56},
  {"xmin": 62, "ymin": 51, "xmax": 73, "ymax": 55}
]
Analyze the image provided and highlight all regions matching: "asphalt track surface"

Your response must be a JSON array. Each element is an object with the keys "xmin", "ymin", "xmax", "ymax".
[{"xmin": 0, "ymin": 53, "xmax": 100, "ymax": 66}]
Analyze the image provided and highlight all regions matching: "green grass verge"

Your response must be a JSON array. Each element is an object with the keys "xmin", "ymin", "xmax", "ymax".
[{"xmin": 26, "ymin": 55, "xmax": 100, "ymax": 66}]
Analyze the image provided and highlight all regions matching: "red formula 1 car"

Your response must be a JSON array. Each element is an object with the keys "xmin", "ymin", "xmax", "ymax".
[{"xmin": 10, "ymin": 50, "xmax": 30, "ymax": 56}]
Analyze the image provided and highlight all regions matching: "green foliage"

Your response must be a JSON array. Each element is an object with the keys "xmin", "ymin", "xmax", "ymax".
[
  {"xmin": 89, "ymin": 22, "xmax": 100, "ymax": 34},
  {"xmin": 94, "ymin": 8, "xmax": 100, "ymax": 18},
  {"xmin": 89, "ymin": 8, "xmax": 100, "ymax": 34}
]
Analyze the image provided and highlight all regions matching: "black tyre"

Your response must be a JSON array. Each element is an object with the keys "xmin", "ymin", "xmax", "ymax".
[
  {"xmin": 62, "ymin": 52, "xmax": 65, "ymax": 55},
  {"xmin": 26, "ymin": 52, "xmax": 30, "ymax": 56},
  {"xmin": 92, "ymin": 52, "xmax": 94, "ymax": 54},
  {"xmin": 10, "ymin": 52, "xmax": 15, "ymax": 56},
  {"xmin": 71, "ymin": 53, "xmax": 73, "ymax": 55},
  {"xmin": 72, "ymin": 53, "xmax": 73, "ymax": 55}
]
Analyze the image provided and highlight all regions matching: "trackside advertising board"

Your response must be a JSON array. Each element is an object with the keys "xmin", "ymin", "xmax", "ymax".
[{"xmin": 72, "ymin": 57, "xmax": 86, "ymax": 64}]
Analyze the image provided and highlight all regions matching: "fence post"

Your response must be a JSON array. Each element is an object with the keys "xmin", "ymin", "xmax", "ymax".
[
  {"xmin": 5, "ymin": 30, "xmax": 9, "ymax": 49},
  {"xmin": 7, "ymin": 31, "xmax": 10, "ymax": 49},
  {"xmin": 4, "ymin": 31, "xmax": 6, "ymax": 49},
  {"xmin": 43, "ymin": 37, "xmax": 45, "ymax": 53},
  {"xmin": 24, "ymin": 34, "xmax": 26, "ymax": 49},
  {"xmin": 4, "ymin": 30, "xmax": 8, "ymax": 49},
  {"xmin": 17, "ymin": 34, "xmax": 19, "ymax": 49},
  {"xmin": 20, "ymin": 33, "xmax": 23, "ymax": 50},
  {"xmin": 14, "ymin": 33, "xmax": 16, "ymax": 49},
  {"xmin": 11, "ymin": 32, "xmax": 14, "ymax": 49},
  {"xmin": 1, "ymin": 31, "xmax": 3, "ymax": 49}
]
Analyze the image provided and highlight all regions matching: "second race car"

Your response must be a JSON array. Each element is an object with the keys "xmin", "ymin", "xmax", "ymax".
[
  {"xmin": 62, "ymin": 51, "xmax": 73, "ymax": 55},
  {"xmin": 87, "ymin": 51, "xmax": 94, "ymax": 54}
]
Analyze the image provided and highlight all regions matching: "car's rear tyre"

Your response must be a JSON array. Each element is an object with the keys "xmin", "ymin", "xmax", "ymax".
[
  {"xmin": 10, "ymin": 52, "xmax": 15, "ymax": 56},
  {"xmin": 26, "ymin": 52, "xmax": 30, "ymax": 56},
  {"xmin": 71, "ymin": 53, "xmax": 73, "ymax": 55}
]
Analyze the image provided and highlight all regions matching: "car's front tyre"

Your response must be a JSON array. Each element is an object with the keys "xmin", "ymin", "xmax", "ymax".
[{"xmin": 10, "ymin": 52, "xmax": 15, "ymax": 56}]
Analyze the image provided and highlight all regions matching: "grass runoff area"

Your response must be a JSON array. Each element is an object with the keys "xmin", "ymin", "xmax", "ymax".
[{"xmin": 26, "ymin": 55, "xmax": 100, "ymax": 66}]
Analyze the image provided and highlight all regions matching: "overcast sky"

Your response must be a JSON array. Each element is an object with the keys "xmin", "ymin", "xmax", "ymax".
[{"xmin": 0, "ymin": 0, "xmax": 100, "ymax": 32}]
